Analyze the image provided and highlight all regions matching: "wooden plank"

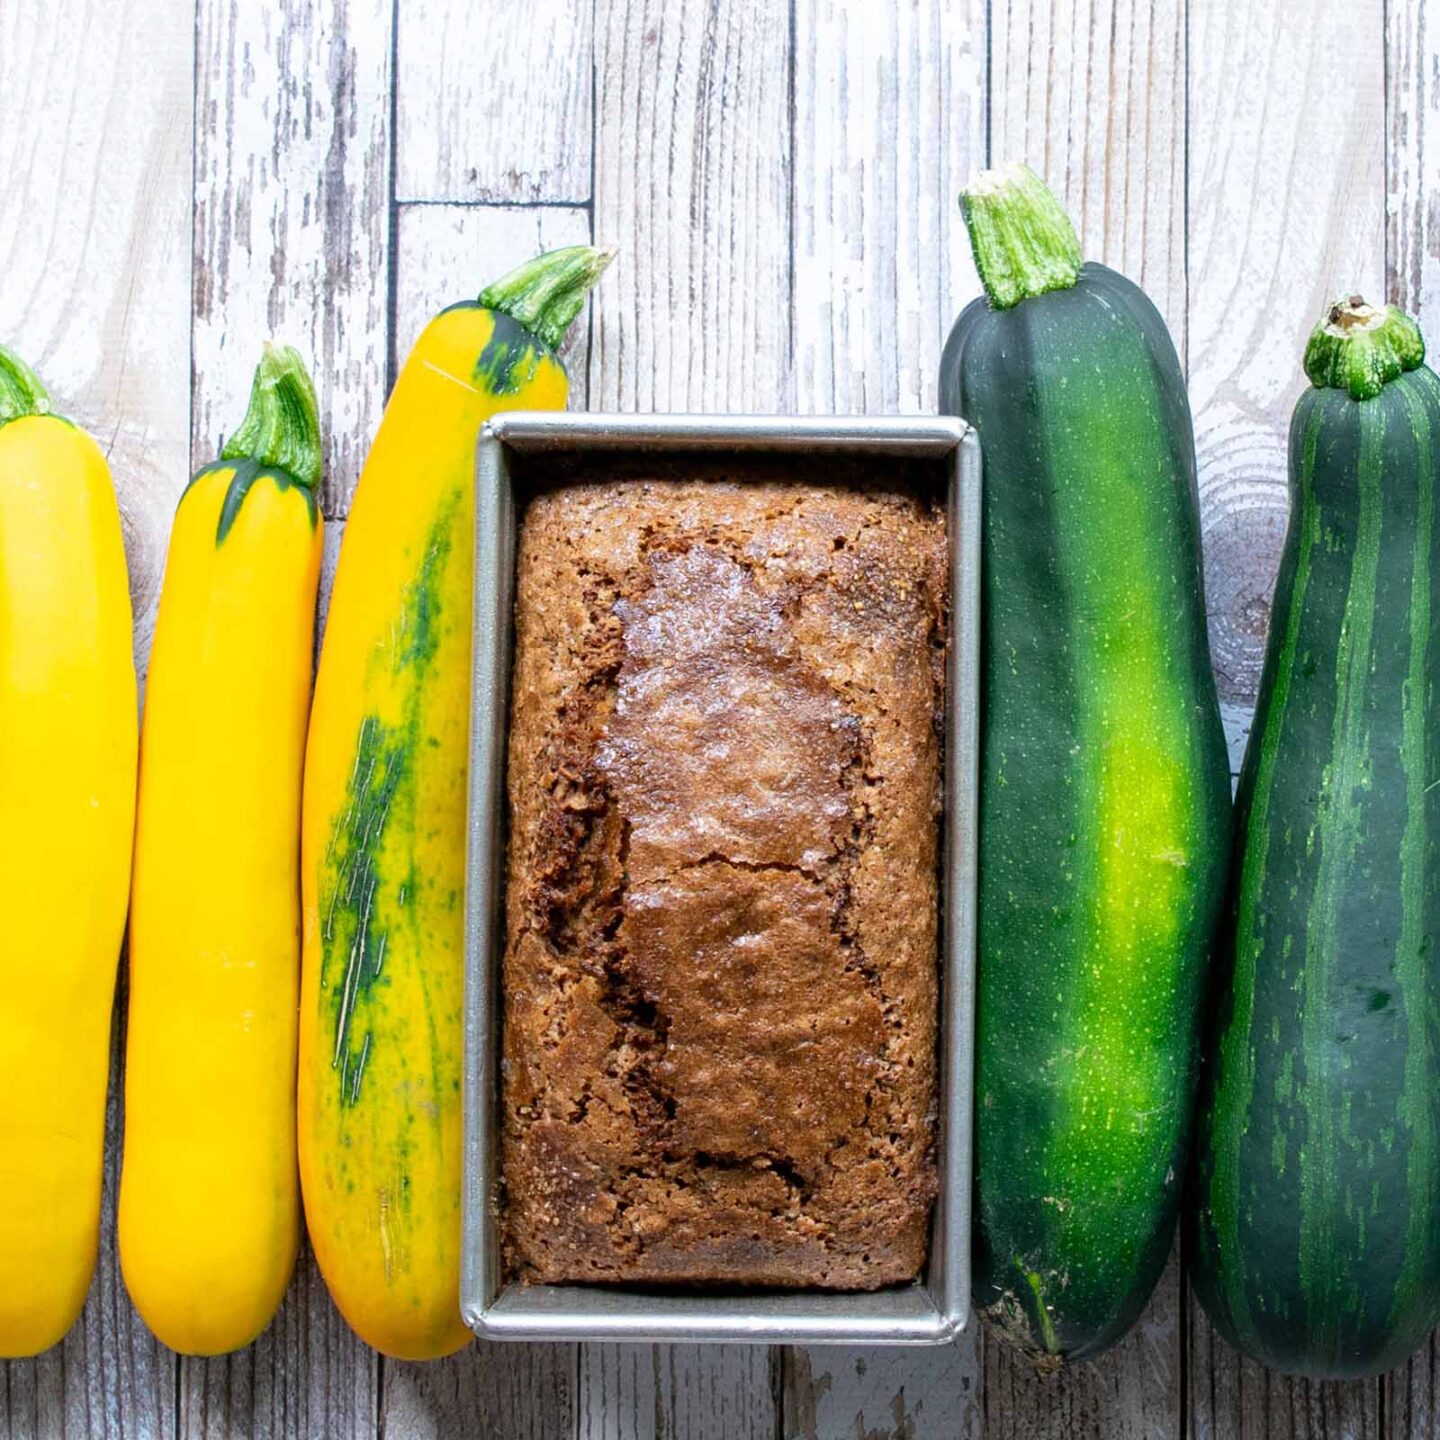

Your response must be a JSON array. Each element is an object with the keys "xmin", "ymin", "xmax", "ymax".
[
  {"xmin": 1387, "ymin": 0, "xmax": 1440, "ymax": 328},
  {"xmin": 191, "ymin": 0, "xmax": 394, "ymax": 520},
  {"xmin": 577, "ymin": 1347, "xmax": 778, "ymax": 1440},
  {"xmin": 980, "ymin": 1249, "xmax": 1184, "ymax": 1440},
  {"xmin": 1384, "ymin": 1334, "xmax": 1440, "ymax": 1440},
  {"xmin": 588, "ymin": 0, "xmax": 794, "ymax": 411},
  {"xmin": 790, "ymin": 0, "xmax": 985, "ymax": 414},
  {"xmin": 782, "ymin": 1342, "xmax": 979, "ymax": 1440},
  {"xmin": 1186, "ymin": 2, "xmax": 1386, "ymax": 1431},
  {"xmin": 0, "ymin": 1, "xmax": 192, "ymax": 1434},
  {"xmin": 395, "ymin": 0, "xmax": 592, "ymax": 203},
  {"xmin": 989, "ymin": 0, "xmax": 1187, "ymax": 346},
  {"xmin": 391, "ymin": 203, "xmax": 594, "ymax": 400},
  {"xmin": 381, "ymin": 1345, "xmax": 578, "ymax": 1440},
  {"xmin": 1187, "ymin": 0, "xmax": 1385, "ymax": 713},
  {"xmin": 0, "ymin": 0, "xmax": 193, "ymax": 668}
]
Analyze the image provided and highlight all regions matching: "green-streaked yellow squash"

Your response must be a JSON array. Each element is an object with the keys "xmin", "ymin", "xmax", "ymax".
[
  {"xmin": 299, "ymin": 245, "xmax": 614, "ymax": 1360},
  {"xmin": 118, "ymin": 346, "xmax": 323, "ymax": 1355}
]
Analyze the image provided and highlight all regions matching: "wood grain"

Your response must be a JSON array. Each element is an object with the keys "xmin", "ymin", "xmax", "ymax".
[
  {"xmin": 395, "ymin": 0, "xmax": 592, "ymax": 204},
  {"xmin": 587, "ymin": 0, "xmax": 794, "ymax": 411},
  {"xmin": 1387, "ymin": 0, "xmax": 1440, "ymax": 328},
  {"xmin": 989, "ymin": 0, "xmax": 1187, "ymax": 346},
  {"xmin": 1187, "ymin": 1309, "xmax": 1380, "ymax": 1440},
  {"xmin": 782, "ymin": 1341, "xmax": 980, "ymax": 1440},
  {"xmin": 790, "ymin": 0, "xmax": 984, "ymax": 415},
  {"xmin": 381, "ymin": 1344, "xmax": 578, "ymax": 1440},
  {"xmin": 0, "ymin": 0, "xmax": 193, "ymax": 667},
  {"xmin": 1186, "ymin": 0, "xmax": 1385, "ymax": 709},
  {"xmin": 0, "ymin": 2, "xmax": 191, "ymax": 1434},
  {"xmin": 577, "ymin": 1346, "xmax": 778, "ymax": 1440},
  {"xmin": 1384, "ymin": 1334, "xmax": 1440, "ymax": 1440},
  {"xmin": 191, "ymin": 0, "xmax": 394, "ymax": 520}
]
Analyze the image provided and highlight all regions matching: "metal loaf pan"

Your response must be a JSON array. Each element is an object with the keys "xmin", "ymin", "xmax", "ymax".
[{"xmin": 462, "ymin": 412, "xmax": 980, "ymax": 1345}]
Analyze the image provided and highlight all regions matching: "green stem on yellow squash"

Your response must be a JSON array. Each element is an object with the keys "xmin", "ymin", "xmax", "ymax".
[
  {"xmin": 221, "ymin": 342, "xmax": 324, "ymax": 490},
  {"xmin": 479, "ymin": 245, "xmax": 617, "ymax": 351}
]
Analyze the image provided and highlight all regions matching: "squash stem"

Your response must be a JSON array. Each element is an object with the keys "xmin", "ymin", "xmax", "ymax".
[
  {"xmin": 960, "ymin": 163, "xmax": 1082, "ymax": 310},
  {"xmin": 478, "ymin": 244, "xmax": 617, "ymax": 352},
  {"xmin": 0, "ymin": 345, "xmax": 51, "ymax": 428},
  {"xmin": 221, "ymin": 343, "xmax": 323, "ymax": 489},
  {"xmin": 1303, "ymin": 296, "xmax": 1425, "ymax": 402}
]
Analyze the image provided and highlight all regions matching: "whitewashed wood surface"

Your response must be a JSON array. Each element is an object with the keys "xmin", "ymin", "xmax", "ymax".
[{"xmin": 0, "ymin": 0, "xmax": 1423, "ymax": 1435}]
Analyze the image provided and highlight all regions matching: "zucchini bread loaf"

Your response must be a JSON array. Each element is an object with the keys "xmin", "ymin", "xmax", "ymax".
[{"xmin": 502, "ymin": 471, "xmax": 947, "ymax": 1289}]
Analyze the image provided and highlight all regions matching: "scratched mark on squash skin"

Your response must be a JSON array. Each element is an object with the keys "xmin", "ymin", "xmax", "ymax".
[{"xmin": 318, "ymin": 499, "xmax": 455, "ymax": 1107}]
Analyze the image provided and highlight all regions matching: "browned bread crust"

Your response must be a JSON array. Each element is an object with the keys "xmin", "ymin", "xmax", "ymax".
[{"xmin": 502, "ymin": 473, "xmax": 946, "ymax": 1289}]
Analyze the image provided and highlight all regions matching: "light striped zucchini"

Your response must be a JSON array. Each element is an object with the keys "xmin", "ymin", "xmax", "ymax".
[{"xmin": 1190, "ymin": 298, "xmax": 1440, "ymax": 1377}]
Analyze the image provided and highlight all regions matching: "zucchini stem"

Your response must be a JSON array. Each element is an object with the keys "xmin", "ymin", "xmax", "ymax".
[
  {"xmin": 221, "ymin": 343, "xmax": 323, "ymax": 489},
  {"xmin": 1303, "ymin": 296, "xmax": 1425, "ymax": 401},
  {"xmin": 479, "ymin": 245, "xmax": 617, "ymax": 352},
  {"xmin": 0, "ymin": 345, "xmax": 51, "ymax": 428},
  {"xmin": 961, "ymin": 163, "xmax": 1082, "ymax": 311}
]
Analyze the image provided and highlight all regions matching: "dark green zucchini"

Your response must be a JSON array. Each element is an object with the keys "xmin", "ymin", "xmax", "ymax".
[
  {"xmin": 1189, "ymin": 297, "xmax": 1440, "ymax": 1378},
  {"xmin": 939, "ymin": 164, "xmax": 1231, "ymax": 1360}
]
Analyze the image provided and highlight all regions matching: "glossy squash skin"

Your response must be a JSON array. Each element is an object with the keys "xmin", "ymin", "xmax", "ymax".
[
  {"xmin": 0, "ymin": 351, "xmax": 138, "ymax": 1357},
  {"xmin": 299, "ymin": 247, "xmax": 612, "ymax": 1360},
  {"xmin": 940, "ymin": 167, "xmax": 1231, "ymax": 1360},
  {"xmin": 118, "ymin": 348, "xmax": 323, "ymax": 1356},
  {"xmin": 1190, "ymin": 302, "xmax": 1440, "ymax": 1378}
]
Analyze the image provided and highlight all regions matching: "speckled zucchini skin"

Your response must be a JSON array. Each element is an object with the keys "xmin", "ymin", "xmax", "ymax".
[
  {"xmin": 940, "ymin": 262, "xmax": 1231, "ymax": 1360},
  {"xmin": 1190, "ymin": 363, "xmax": 1440, "ymax": 1378}
]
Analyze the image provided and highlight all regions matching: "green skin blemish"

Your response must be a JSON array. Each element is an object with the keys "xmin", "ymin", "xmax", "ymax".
[{"xmin": 318, "ymin": 495, "xmax": 457, "ymax": 1107}]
